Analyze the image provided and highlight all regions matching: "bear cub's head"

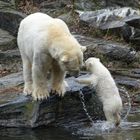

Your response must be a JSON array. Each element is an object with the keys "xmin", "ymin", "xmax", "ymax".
[{"xmin": 85, "ymin": 57, "xmax": 100, "ymax": 72}]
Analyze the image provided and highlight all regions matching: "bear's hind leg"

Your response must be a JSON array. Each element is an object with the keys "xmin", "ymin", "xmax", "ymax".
[
  {"xmin": 51, "ymin": 61, "xmax": 66, "ymax": 96},
  {"xmin": 22, "ymin": 56, "xmax": 32, "ymax": 95},
  {"xmin": 114, "ymin": 112, "xmax": 121, "ymax": 127},
  {"xmin": 103, "ymin": 107, "xmax": 116, "ymax": 125}
]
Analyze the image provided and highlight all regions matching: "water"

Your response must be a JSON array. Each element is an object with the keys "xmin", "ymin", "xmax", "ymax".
[
  {"xmin": 77, "ymin": 120, "xmax": 140, "ymax": 140},
  {"xmin": 79, "ymin": 129, "xmax": 140, "ymax": 140},
  {"xmin": 0, "ymin": 116, "xmax": 140, "ymax": 140},
  {"xmin": 0, "ymin": 127, "xmax": 79, "ymax": 140}
]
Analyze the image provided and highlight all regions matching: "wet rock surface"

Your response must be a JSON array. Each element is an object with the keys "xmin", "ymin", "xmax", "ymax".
[{"xmin": 0, "ymin": 73, "xmax": 104, "ymax": 128}]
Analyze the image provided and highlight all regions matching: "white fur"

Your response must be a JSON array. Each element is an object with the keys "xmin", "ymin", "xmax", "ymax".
[
  {"xmin": 76, "ymin": 57, "xmax": 123, "ymax": 126},
  {"xmin": 17, "ymin": 12, "xmax": 85, "ymax": 100}
]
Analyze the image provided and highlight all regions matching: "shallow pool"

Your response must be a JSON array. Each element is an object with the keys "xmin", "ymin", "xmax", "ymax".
[{"xmin": 0, "ymin": 112, "xmax": 140, "ymax": 140}]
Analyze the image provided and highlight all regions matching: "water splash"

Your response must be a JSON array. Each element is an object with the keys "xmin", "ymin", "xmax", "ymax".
[
  {"xmin": 76, "ymin": 121, "xmax": 116, "ymax": 137},
  {"xmin": 119, "ymin": 87, "xmax": 131, "ymax": 121},
  {"xmin": 76, "ymin": 121, "xmax": 140, "ymax": 139}
]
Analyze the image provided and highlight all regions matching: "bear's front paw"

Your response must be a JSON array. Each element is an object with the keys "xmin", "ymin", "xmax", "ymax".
[
  {"xmin": 32, "ymin": 86, "xmax": 49, "ymax": 100},
  {"xmin": 51, "ymin": 84, "xmax": 66, "ymax": 97},
  {"xmin": 23, "ymin": 82, "xmax": 32, "ymax": 96}
]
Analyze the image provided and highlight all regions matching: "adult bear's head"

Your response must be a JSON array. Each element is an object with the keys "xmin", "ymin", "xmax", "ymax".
[
  {"xmin": 50, "ymin": 34, "xmax": 87, "ymax": 77},
  {"xmin": 59, "ymin": 48, "xmax": 85, "ymax": 77}
]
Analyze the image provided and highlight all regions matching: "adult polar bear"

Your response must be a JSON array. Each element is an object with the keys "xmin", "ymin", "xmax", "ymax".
[{"xmin": 17, "ymin": 13, "xmax": 86, "ymax": 100}]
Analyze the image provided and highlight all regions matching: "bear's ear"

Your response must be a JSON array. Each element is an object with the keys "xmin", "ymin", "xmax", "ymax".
[{"xmin": 80, "ymin": 46, "xmax": 87, "ymax": 52}]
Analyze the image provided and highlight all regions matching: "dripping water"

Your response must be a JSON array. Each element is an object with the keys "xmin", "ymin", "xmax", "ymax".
[
  {"xmin": 78, "ymin": 89, "xmax": 93, "ymax": 123},
  {"xmin": 119, "ymin": 87, "xmax": 131, "ymax": 121}
]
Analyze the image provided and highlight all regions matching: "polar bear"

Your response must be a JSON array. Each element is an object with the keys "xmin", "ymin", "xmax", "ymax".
[
  {"xmin": 17, "ymin": 12, "xmax": 86, "ymax": 100},
  {"xmin": 75, "ymin": 57, "xmax": 122, "ymax": 126}
]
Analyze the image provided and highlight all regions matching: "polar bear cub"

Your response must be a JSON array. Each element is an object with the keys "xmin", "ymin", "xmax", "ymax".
[
  {"xmin": 17, "ymin": 12, "xmax": 86, "ymax": 100},
  {"xmin": 76, "ymin": 57, "xmax": 122, "ymax": 126}
]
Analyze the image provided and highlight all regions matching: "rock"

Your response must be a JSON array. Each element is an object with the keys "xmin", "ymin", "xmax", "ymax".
[
  {"xmin": 122, "ymin": 26, "xmax": 140, "ymax": 51},
  {"xmin": 0, "ymin": 29, "xmax": 16, "ymax": 51},
  {"xmin": 0, "ymin": 61, "xmax": 22, "ymax": 78},
  {"xmin": 40, "ymin": 1, "xmax": 62, "ymax": 9},
  {"xmin": 0, "ymin": 72, "xmax": 23, "ymax": 89},
  {"xmin": 33, "ymin": 0, "xmax": 46, "ymax": 4},
  {"xmin": 125, "ymin": 15, "xmax": 140, "ymax": 29},
  {"xmin": 78, "ymin": 7, "xmax": 140, "ymax": 48},
  {"xmin": 110, "ymin": 68, "xmax": 140, "ymax": 79},
  {"xmin": 0, "ymin": 73, "xmax": 104, "ymax": 128},
  {"xmin": 0, "ymin": 69, "xmax": 132, "ymax": 128},
  {"xmin": 121, "ymin": 15, "xmax": 140, "ymax": 50},
  {"xmin": 110, "ymin": 68, "xmax": 140, "ymax": 90},
  {"xmin": 0, "ymin": 10, "xmax": 26, "ymax": 36},
  {"xmin": 105, "ymin": 0, "xmax": 140, "ymax": 9},
  {"xmin": 74, "ymin": 34, "xmax": 137, "ymax": 63},
  {"xmin": 128, "ymin": 29, "xmax": 140, "ymax": 51},
  {"xmin": 78, "ymin": 7, "xmax": 139, "ymax": 30},
  {"xmin": 74, "ymin": 0, "xmax": 98, "ymax": 11},
  {"xmin": 0, "ymin": 49, "xmax": 21, "ymax": 76},
  {"xmin": 58, "ymin": 12, "xmax": 76, "ymax": 25},
  {"xmin": 93, "ymin": 43, "xmax": 136, "ymax": 62},
  {"xmin": 0, "ymin": 49, "xmax": 20, "ymax": 59},
  {"xmin": 1, "ymin": 0, "xmax": 15, "ymax": 5},
  {"xmin": 34, "ymin": 0, "xmax": 140, "ymax": 10},
  {"xmin": 115, "ymin": 76, "xmax": 140, "ymax": 90},
  {"xmin": 0, "ymin": 1, "xmax": 15, "ymax": 10},
  {"xmin": 121, "ymin": 24, "xmax": 132, "ymax": 43},
  {"xmin": 40, "ymin": 8, "xmax": 64, "ymax": 18},
  {"xmin": 132, "ymin": 69, "xmax": 140, "ymax": 75},
  {"xmin": 40, "ymin": 1, "xmax": 68, "ymax": 17},
  {"xmin": 0, "ymin": 71, "xmax": 133, "ymax": 129},
  {"xmin": 132, "ymin": 92, "xmax": 140, "ymax": 104}
]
